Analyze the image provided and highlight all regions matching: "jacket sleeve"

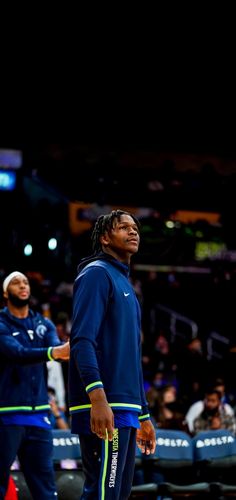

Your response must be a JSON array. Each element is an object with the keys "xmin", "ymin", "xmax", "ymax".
[
  {"xmin": 0, "ymin": 320, "xmax": 59, "ymax": 364},
  {"xmin": 43, "ymin": 317, "xmax": 62, "ymax": 347},
  {"xmin": 70, "ymin": 266, "xmax": 111, "ymax": 391},
  {"xmin": 138, "ymin": 347, "xmax": 151, "ymax": 422}
]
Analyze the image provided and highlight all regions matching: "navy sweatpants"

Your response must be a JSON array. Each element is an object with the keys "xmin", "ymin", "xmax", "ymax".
[
  {"xmin": 0, "ymin": 425, "xmax": 57, "ymax": 500},
  {"xmin": 79, "ymin": 427, "xmax": 137, "ymax": 499}
]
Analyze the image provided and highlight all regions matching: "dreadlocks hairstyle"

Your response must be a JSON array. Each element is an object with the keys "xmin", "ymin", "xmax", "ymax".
[{"xmin": 91, "ymin": 210, "xmax": 140, "ymax": 254}]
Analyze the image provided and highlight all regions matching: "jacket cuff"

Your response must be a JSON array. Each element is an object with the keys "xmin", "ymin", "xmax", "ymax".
[
  {"xmin": 139, "ymin": 412, "xmax": 151, "ymax": 422},
  {"xmin": 139, "ymin": 404, "xmax": 150, "ymax": 421},
  {"xmin": 85, "ymin": 381, "xmax": 104, "ymax": 393},
  {"xmin": 47, "ymin": 346, "xmax": 54, "ymax": 361}
]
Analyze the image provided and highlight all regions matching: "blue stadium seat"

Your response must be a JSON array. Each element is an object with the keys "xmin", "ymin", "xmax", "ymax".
[
  {"xmin": 192, "ymin": 429, "xmax": 236, "ymax": 495},
  {"xmin": 52, "ymin": 429, "xmax": 82, "ymax": 463},
  {"xmin": 131, "ymin": 429, "xmax": 210, "ymax": 499},
  {"xmin": 154, "ymin": 429, "xmax": 194, "ymax": 468},
  {"xmin": 192, "ymin": 429, "xmax": 236, "ymax": 469},
  {"xmin": 52, "ymin": 430, "xmax": 85, "ymax": 499}
]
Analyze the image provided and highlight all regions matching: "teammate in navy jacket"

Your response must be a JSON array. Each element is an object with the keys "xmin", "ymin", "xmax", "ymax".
[
  {"xmin": 69, "ymin": 210, "xmax": 156, "ymax": 499},
  {"xmin": 0, "ymin": 271, "xmax": 70, "ymax": 500}
]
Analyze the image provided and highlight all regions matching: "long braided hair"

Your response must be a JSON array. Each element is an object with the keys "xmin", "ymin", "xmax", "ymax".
[{"xmin": 91, "ymin": 209, "xmax": 140, "ymax": 254}]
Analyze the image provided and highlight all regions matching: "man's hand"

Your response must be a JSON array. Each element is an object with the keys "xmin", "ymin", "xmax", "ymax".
[
  {"xmin": 89, "ymin": 388, "xmax": 114, "ymax": 441},
  {"xmin": 52, "ymin": 341, "xmax": 70, "ymax": 360},
  {"xmin": 136, "ymin": 420, "xmax": 156, "ymax": 455}
]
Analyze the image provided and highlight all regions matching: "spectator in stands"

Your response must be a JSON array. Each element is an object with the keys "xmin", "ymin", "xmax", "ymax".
[
  {"xmin": 177, "ymin": 337, "xmax": 209, "ymax": 409},
  {"xmin": 214, "ymin": 377, "xmax": 236, "ymax": 408},
  {"xmin": 55, "ymin": 312, "xmax": 70, "ymax": 343},
  {"xmin": 54, "ymin": 312, "xmax": 71, "ymax": 416},
  {"xmin": 0, "ymin": 271, "xmax": 70, "ymax": 500},
  {"xmin": 48, "ymin": 387, "xmax": 69, "ymax": 430},
  {"xmin": 152, "ymin": 330, "xmax": 177, "ymax": 378},
  {"xmin": 48, "ymin": 387, "xmax": 78, "ymax": 470},
  {"xmin": 192, "ymin": 389, "xmax": 236, "ymax": 435},
  {"xmin": 153, "ymin": 384, "xmax": 188, "ymax": 432},
  {"xmin": 185, "ymin": 378, "xmax": 235, "ymax": 433},
  {"xmin": 47, "ymin": 358, "xmax": 67, "ymax": 412},
  {"xmin": 146, "ymin": 384, "xmax": 159, "ymax": 413}
]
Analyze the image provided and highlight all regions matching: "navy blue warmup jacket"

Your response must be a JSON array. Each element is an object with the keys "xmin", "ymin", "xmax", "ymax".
[
  {"xmin": 69, "ymin": 253, "xmax": 149, "ymax": 421},
  {"xmin": 0, "ymin": 308, "xmax": 61, "ymax": 414}
]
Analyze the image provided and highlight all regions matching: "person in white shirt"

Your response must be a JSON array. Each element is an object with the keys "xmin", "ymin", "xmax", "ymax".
[
  {"xmin": 185, "ymin": 379, "xmax": 234, "ymax": 433},
  {"xmin": 47, "ymin": 359, "xmax": 66, "ymax": 410}
]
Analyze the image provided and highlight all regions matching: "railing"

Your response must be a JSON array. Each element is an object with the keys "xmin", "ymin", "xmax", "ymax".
[{"xmin": 155, "ymin": 303, "xmax": 198, "ymax": 343}]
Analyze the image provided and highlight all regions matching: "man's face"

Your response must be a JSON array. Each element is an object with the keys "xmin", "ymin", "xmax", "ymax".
[
  {"xmin": 205, "ymin": 394, "xmax": 220, "ymax": 412},
  {"xmin": 6, "ymin": 276, "xmax": 30, "ymax": 307},
  {"xmin": 102, "ymin": 214, "xmax": 140, "ymax": 257}
]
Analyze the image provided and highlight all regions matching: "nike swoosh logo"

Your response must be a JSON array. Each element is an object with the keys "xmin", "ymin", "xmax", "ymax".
[
  {"xmin": 12, "ymin": 332, "xmax": 20, "ymax": 336},
  {"xmin": 124, "ymin": 293, "xmax": 130, "ymax": 297}
]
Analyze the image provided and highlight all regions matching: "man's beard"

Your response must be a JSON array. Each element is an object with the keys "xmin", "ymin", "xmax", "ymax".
[{"xmin": 8, "ymin": 292, "xmax": 30, "ymax": 308}]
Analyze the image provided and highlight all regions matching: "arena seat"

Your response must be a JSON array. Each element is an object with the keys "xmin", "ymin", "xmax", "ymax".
[
  {"xmin": 52, "ymin": 429, "xmax": 82, "ymax": 465},
  {"xmin": 130, "ymin": 482, "xmax": 158, "ymax": 498},
  {"xmin": 56, "ymin": 471, "xmax": 85, "ymax": 500},
  {"xmin": 131, "ymin": 429, "xmax": 210, "ymax": 498},
  {"xmin": 52, "ymin": 429, "xmax": 85, "ymax": 499},
  {"xmin": 192, "ymin": 429, "xmax": 236, "ymax": 470},
  {"xmin": 192, "ymin": 429, "xmax": 236, "ymax": 496}
]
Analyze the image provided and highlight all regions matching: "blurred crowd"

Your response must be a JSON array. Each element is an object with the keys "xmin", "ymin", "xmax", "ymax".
[{"xmin": 1, "ymin": 264, "xmax": 236, "ymax": 442}]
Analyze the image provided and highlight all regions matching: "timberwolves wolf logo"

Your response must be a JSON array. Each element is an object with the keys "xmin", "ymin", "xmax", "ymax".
[{"xmin": 35, "ymin": 324, "xmax": 47, "ymax": 339}]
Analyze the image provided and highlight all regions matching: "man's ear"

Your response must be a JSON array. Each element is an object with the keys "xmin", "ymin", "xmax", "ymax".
[{"xmin": 100, "ymin": 233, "xmax": 110, "ymax": 247}]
